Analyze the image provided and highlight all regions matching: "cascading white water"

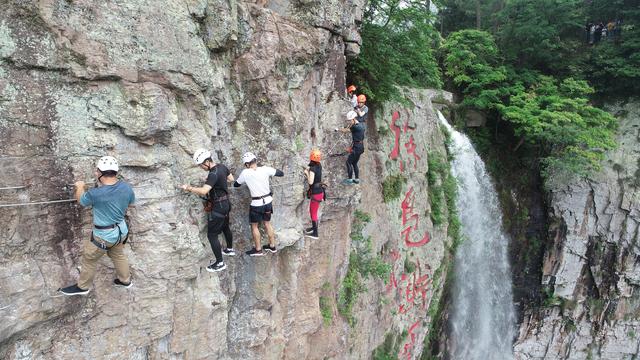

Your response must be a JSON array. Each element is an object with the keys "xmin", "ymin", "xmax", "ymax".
[{"xmin": 437, "ymin": 111, "xmax": 516, "ymax": 360}]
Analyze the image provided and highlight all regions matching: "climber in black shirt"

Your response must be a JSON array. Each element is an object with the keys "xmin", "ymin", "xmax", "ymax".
[
  {"xmin": 181, "ymin": 149, "xmax": 236, "ymax": 272},
  {"xmin": 337, "ymin": 110, "xmax": 365, "ymax": 184}
]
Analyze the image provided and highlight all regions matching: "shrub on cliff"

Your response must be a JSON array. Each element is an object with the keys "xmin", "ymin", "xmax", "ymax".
[{"xmin": 382, "ymin": 174, "xmax": 406, "ymax": 203}]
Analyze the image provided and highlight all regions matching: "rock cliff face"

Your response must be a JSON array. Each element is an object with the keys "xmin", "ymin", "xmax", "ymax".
[
  {"xmin": 514, "ymin": 101, "xmax": 640, "ymax": 360},
  {"xmin": 0, "ymin": 2, "xmax": 452, "ymax": 358}
]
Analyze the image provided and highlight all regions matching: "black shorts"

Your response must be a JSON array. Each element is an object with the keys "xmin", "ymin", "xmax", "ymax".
[{"xmin": 249, "ymin": 202, "xmax": 273, "ymax": 223}]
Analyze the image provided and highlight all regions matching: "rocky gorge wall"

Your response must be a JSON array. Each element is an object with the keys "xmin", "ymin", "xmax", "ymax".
[
  {"xmin": 0, "ymin": 2, "xmax": 453, "ymax": 359},
  {"xmin": 514, "ymin": 101, "xmax": 640, "ymax": 360}
]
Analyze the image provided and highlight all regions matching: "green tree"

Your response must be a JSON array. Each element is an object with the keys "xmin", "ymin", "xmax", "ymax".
[
  {"xmin": 497, "ymin": 76, "xmax": 617, "ymax": 177},
  {"xmin": 441, "ymin": 29, "xmax": 618, "ymax": 179},
  {"xmin": 437, "ymin": 0, "xmax": 506, "ymax": 35},
  {"xmin": 440, "ymin": 29, "xmax": 509, "ymax": 109},
  {"xmin": 495, "ymin": 0, "xmax": 584, "ymax": 75},
  {"xmin": 348, "ymin": 0, "xmax": 442, "ymax": 103},
  {"xmin": 584, "ymin": 2, "xmax": 640, "ymax": 96}
]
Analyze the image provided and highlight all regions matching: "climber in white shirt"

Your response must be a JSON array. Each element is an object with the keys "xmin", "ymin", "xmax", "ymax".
[{"xmin": 233, "ymin": 152, "xmax": 285, "ymax": 256}]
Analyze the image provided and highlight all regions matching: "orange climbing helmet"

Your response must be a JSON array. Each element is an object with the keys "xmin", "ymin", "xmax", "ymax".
[
  {"xmin": 357, "ymin": 94, "xmax": 367, "ymax": 103},
  {"xmin": 347, "ymin": 85, "xmax": 356, "ymax": 93},
  {"xmin": 310, "ymin": 149, "xmax": 322, "ymax": 162}
]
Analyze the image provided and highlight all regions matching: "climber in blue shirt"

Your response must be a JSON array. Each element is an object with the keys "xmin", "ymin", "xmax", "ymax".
[{"xmin": 58, "ymin": 156, "xmax": 135, "ymax": 296}]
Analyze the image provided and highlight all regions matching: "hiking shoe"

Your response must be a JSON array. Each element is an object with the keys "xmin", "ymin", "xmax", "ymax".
[
  {"xmin": 263, "ymin": 244, "xmax": 277, "ymax": 253},
  {"xmin": 222, "ymin": 248, "xmax": 237, "ymax": 256},
  {"xmin": 341, "ymin": 179, "xmax": 355, "ymax": 185},
  {"xmin": 304, "ymin": 227, "xmax": 314, "ymax": 234},
  {"xmin": 113, "ymin": 279, "xmax": 133, "ymax": 288},
  {"xmin": 305, "ymin": 232, "xmax": 319, "ymax": 239},
  {"xmin": 246, "ymin": 248, "xmax": 265, "ymax": 257},
  {"xmin": 58, "ymin": 284, "xmax": 90, "ymax": 296},
  {"xmin": 207, "ymin": 261, "xmax": 227, "ymax": 272}
]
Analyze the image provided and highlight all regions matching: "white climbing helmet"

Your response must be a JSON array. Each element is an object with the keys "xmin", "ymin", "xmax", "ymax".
[
  {"xmin": 97, "ymin": 156, "xmax": 119, "ymax": 172},
  {"xmin": 242, "ymin": 152, "xmax": 257, "ymax": 164},
  {"xmin": 346, "ymin": 110, "xmax": 357, "ymax": 120},
  {"xmin": 193, "ymin": 148, "xmax": 212, "ymax": 165}
]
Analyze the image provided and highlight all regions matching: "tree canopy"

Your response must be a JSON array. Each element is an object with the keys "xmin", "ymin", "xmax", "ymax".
[{"xmin": 348, "ymin": 0, "xmax": 442, "ymax": 103}]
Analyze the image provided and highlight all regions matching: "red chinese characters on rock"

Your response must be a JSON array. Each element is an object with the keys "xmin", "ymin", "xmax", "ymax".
[
  {"xmin": 398, "ymin": 260, "xmax": 432, "ymax": 314},
  {"xmin": 386, "ymin": 254, "xmax": 433, "ymax": 359},
  {"xmin": 389, "ymin": 110, "xmax": 421, "ymax": 171},
  {"xmin": 386, "ymin": 249, "xmax": 402, "ymax": 293},
  {"xmin": 385, "ymin": 109, "xmax": 434, "ymax": 359},
  {"xmin": 400, "ymin": 320, "xmax": 421, "ymax": 360},
  {"xmin": 401, "ymin": 187, "xmax": 430, "ymax": 247}
]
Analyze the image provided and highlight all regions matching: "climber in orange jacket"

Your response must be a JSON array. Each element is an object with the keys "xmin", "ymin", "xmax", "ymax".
[{"xmin": 303, "ymin": 149, "xmax": 324, "ymax": 239}]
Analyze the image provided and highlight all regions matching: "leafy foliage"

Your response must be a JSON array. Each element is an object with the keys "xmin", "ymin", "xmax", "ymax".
[
  {"xmin": 338, "ymin": 210, "xmax": 391, "ymax": 326},
  {"xmin": 586, "ymin": 22, "xmax": 640, "ymax": 95},
  {"xmin": 427, "ymin": 152, "xmax": 446, "ymax": 225},
  {"xmin": 319, "ymin": 296, "xmax": 333, "ymax": 326},
  {"xmin": 382, "ymin": 174, "xmax": 407, "ymax": 203},
  {"xmin": 495, "ymin": 0, "xmax": 584, "ymax": 75},
  {"xmin": 438, "ymin": 0, "xmax": 640, "ymax": 98},
  {"xmin": 348, "ymin": 0, "xmax": 442, "ymax": 103},
  {"xmin": 441, "ymin": 29, "xmax": 618, "ymax": 179},
  {"xmin": 497, "ymin": 76, "xmax": 617, "ymax": 176},
  {"xmin": 441, "ymin": 30, "xmax": 509, "ymax": 110},
  {"xmin": 372, "ymin": 330, "xmax": 407, "ymax": 360}
]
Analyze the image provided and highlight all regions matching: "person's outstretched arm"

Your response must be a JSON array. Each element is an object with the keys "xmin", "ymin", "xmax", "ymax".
[{"xmin": 181, "ymin": 183, "xmax": 212, "ymax": 196}]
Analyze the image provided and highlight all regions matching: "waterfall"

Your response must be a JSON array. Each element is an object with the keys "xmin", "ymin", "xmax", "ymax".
[{"xmin": 437, "ymin": 111, "xmax": 516, "ymax": 360}]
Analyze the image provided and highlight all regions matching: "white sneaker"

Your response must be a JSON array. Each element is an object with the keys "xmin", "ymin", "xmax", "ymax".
[{"xmin": 222, "ymin": 248, "xmax": 237, "ymax": 256}]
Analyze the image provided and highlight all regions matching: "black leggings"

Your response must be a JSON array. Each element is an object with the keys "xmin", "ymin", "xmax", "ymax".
[
  {"xmin": 207, "ymin": 203, "xmax": 232, "ymax": 263},
  {"xmin": 346, "ymin": 144, "xmax": 364, "ymax": 179}
]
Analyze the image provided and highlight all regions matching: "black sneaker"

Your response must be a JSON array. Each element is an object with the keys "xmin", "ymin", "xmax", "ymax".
[
  {"xmin": 207, "ymin": 261, "xmax": 226, "ymax": 272},
  {"xmin": 305, "ymin": 232, "xmax": 319, "ymax": 239},
  {"xmin": 113, "ymin": 279, "xmax": 133, "ymax": 288},
  {"xmin": 245, "ymin": 248, "xmax": 265, "ymax": 257},
  {"xmin": 263, "ymin": 244, "xmax": 277, "ymax": 253},
  {"xmin": 304, "ymin": 227, "xmax": 314, "ymax": 234},
  {"xmin": 352, "ymin": 179, "xmax": 360, "ymax": 184},
  {"xmin": 222, "ymin": 248, "xmax": 237, "ymax": 256},
  {"xmin": 58, "ymin": 284, "xmax": 90, "ymax": 296}
]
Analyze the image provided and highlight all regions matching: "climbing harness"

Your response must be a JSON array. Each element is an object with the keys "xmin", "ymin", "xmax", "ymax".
[
  {"xmin": 306, "ymin": 183, "xmax": 328, "ymax": 202},
  {"xmin": 90, "ymin": 222, "xmax": 129, "ymax": 250},
  {"xmin": 251, "ymin": 192, "xmax": 273, "ymax": 205},
  {"xmin": 251, "ymin": 192, "xmax": 273, "ymax": 201}
]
